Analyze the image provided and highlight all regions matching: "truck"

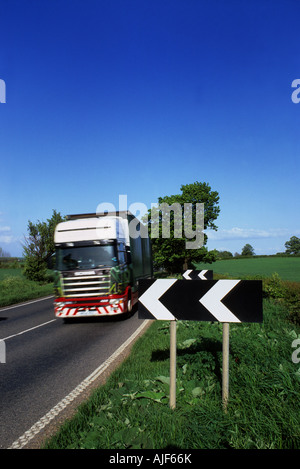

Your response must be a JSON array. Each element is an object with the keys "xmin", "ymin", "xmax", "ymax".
[{"xmin": 53, "ymin": 211, "xmax": 152, "ymax": 319}]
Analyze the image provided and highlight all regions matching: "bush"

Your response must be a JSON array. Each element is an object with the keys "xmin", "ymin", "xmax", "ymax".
[
  {"xmin": 23, "ymin": 256, "xmax": 48, "ymax": 283},
  {"xmin": 1, "ymin": 275, "xmax": 24, "ymax": 290},
  {"xmin": 263, "ymin": 272, "xmax": 286, "ymax": 299},
  {"xmin": 283, "ymin": 281, "xmax": 300, "ymax": 325},
  {"xmin": 215, "ymin": 272, "xmax": 300, "ymax": 326},
  {"xmin": 262, "ymin": 273, "xmax": 300, "ymax": 325}
]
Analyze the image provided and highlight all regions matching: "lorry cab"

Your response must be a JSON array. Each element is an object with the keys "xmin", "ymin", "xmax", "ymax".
[{"xmin": 53, "ymin": 212, "xmax": 151, "ymax": 319}]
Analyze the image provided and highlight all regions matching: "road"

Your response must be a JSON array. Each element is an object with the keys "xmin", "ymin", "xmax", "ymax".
[{"xmin": 0, "ymin": 297, "xmax": 148, "ymax": 449}]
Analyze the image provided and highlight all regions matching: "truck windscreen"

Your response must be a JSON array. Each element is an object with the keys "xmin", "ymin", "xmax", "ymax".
[{"xmin": 56, "ymin": 245, "xmax": 116, "ymax": 271}]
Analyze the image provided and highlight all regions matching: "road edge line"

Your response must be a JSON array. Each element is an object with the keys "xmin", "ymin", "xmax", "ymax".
[{"xmin": 0, "ymin": 295, "xmax": 54, "ymax": 312}]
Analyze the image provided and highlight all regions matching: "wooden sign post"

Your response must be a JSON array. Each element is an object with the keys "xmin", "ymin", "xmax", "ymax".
[
  {"xmin": 222, "ymin": 323, "xmax": 230, "ymax": 412},
  {"xmin": 138, "ymin": 278, "xmax": 263, "ymax": 410},
  {"xmin": 169, "ymin": 320, "xmax": 177, "ymax": 409}
]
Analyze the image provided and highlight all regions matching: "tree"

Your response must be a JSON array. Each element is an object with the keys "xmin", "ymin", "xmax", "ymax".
[
  {"xmin": 23, "ymin": 209, "xmax": 64, "ymax": 282},
  {"xmin": 217, "ymin": 250, "xmax": 233, "ymax": 259},
  {"xmin": 241, "ymin": 243, "xmax": 255, "ymax": 256},
  {"xmin": 143, "ymin": 181, "xmax": 220, "ymax": 273},
  {"xmin": 285, "ymin": 236, "xmax": 300, "ymax": 255}
]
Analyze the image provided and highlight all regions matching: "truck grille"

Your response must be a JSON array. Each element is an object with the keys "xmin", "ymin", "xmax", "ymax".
[{"xmin": 61, "ymin": 270, "xmax": 110, "ymax": 297}]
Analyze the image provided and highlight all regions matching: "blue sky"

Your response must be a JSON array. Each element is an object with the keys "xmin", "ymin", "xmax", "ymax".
[{"xmin": 0, "ymin": 0, "xmax": 299, "ymax": 257}]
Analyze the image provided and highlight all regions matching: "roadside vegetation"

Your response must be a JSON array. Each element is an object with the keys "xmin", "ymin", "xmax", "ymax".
[
  {"xmin": 0, "ymin": 209, "xmax": 63, "ymax": 307},
  {"xmin": 0, "ymin": 262, "xmax": 53, "ymax": 308},
  {"xmin": 22, "ymin": 209, "xmax": 64, "ymax": 283},
  {"xmin": 44, "ymin": 297, "xmax": 300, "ymax": 449},
  {"xmin": 196, "ymin": 257, "xmax": 300, "ymax": 326}
]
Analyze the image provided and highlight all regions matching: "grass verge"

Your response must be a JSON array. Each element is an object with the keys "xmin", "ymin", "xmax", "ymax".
[
  {"xmin": 44, "ymin": 299, "xmax": 300, "ymax": 449},
  {"xmin": 0, "ymin": 269, "xmax": 53, "ymax": 307}
]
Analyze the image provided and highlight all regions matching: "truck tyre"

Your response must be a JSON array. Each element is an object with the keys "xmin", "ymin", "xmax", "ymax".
[{"xmin": 127, "ymin": 290, "xmax": 132, "ymax": 313}]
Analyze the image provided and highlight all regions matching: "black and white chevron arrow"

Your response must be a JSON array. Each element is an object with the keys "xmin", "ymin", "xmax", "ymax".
[
  {"xmin": 182, "ymin": 269, "xmax": 213, "ymax": 280},
  {"xmin": 138, "ymin": 279, "xmax": 262, "ymax": 323}
]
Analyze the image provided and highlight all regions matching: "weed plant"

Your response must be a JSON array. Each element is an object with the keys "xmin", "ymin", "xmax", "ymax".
[{"xmin": 44, "ymin": 299, "xmax": 300, "ymax": 449}]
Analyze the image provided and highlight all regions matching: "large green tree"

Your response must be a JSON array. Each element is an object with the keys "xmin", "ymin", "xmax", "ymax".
[
  {"xmin": 241, "ymin": 243, "xmax": 255, "ymax": 256},
  {"xmin": 23, "ymin": 209, "xmax": 64, "ymax": 282},
  {"xmin": 285, "ymin": 236, "xmax": 300, "ymax": 255},
  {"xmin": 144, "ymin": 181, "xmax": 220, "ymax": 273}
]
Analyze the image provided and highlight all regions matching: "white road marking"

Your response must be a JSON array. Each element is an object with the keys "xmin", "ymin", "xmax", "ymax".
[
  {"xmin": 1, "ymin": 319, "xmax": 57, "ymax": 341},
  {"xmin": 8, "ymin": 319, "xmax": 150, "ymax": 449},
  {"xmin": 0, "ymin": 295, "xmax": 54, "ymax": 312}
]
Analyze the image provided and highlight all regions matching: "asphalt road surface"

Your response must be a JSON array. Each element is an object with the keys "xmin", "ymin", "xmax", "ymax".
[{"xmin": 0, "ymin": 297, "xmax": 148, "ymax": 449}]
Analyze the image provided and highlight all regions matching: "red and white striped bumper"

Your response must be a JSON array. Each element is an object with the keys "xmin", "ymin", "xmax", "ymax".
[{"xmin": 55, "ymin": 296, "xmax": 126, "ymax": 318}]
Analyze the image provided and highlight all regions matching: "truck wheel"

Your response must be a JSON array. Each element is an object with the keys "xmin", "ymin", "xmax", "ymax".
[{"xmin": 127, "ymin": 292, "xmax": 132, "ymax": 313}]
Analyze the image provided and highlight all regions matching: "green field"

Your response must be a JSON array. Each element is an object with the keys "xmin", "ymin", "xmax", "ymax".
[
  {"xmin": 0, "ymin": 268, "xmax": 24, "ymax": 281},
  {"xmin": 195, "ymin": 257, "xmax": 300, "ymax": 282}
]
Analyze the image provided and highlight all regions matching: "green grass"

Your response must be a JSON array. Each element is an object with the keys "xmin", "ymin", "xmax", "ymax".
[
  {"xmin": 0, "ymin": 268, "xmax": 53, "ymax": 307},
  {"xmin": 0, "ymin": 268, "xmax": 24, "ymax": 281},
  {"xmin": 195, "ymin": 257, "xmax": 300, "ymax": 282},
  {"xmin": 44, "ymin": 299, "xmax": 300, "ymax": 449}
]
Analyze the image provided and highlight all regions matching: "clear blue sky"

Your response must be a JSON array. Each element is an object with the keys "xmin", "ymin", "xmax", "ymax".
[{"xmin": 1, "ymin": 0, "xmax": 299, "ymax": 257}]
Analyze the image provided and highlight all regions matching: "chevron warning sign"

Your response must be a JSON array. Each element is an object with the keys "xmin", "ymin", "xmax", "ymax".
[
  {"xmin": 138, "ymin": 279, "xmax": 263, "ymax": 323},
  {"xmin": 183, "ymin": 269, "xmax": 213, "ymax": 280}
]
